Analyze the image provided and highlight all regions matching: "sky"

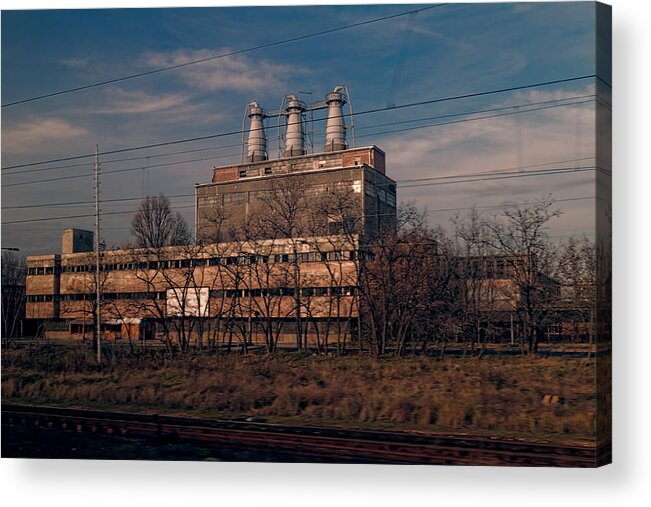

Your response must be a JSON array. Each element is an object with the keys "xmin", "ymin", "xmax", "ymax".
[{"xmin": 1, "ymin": 2, "xmax": 608, "ymax": 256}]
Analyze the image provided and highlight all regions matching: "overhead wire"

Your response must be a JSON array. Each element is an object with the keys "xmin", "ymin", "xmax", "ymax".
[
  {"xmin": 1, "ymin": 155, "xmax": 599, "ymax": 211},
  {"xmin": 2, "ymin": 94, "xmax": 593, "ymax": 176},
  {"xmin": 2, "ymin": 165, "xmax": 601, "ymax": 224},
  {"xmin": 1, "ymin": 73, "xmax": 597, "ymax": 171},
  {"xmin": 2, "ymin": 94, "xmax": 597, "ymax": 188},
  {"xmin": 2, "ymin": 195, "xmax": 598, "ymax": 227},
  {"xmin": 1, "ymin": 4, "xmax": 447, "ymax": 108},
  {"xmin": 2, "ymin": 142, "xmax": 244, "ymax": 176}
]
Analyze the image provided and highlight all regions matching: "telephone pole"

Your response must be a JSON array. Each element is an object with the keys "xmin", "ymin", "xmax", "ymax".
[{"xmin": 95, "ymin": 144, "xmax": 102, "ymax": 363}]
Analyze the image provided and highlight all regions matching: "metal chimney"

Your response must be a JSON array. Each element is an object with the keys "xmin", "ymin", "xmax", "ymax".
[
  {"xmin": 246, "ymin": 102, "xmax": 267, "ymax": 162},
  {"xmin": 324, "ymin": 85, "xmax": 347, "ymax": 152},
  {"xmin": 284, "ymin": 95, "xmax": 305, "ymax": 157}
]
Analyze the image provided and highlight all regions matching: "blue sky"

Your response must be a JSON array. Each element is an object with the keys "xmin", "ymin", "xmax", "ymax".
[{"xmin": 1, "ymin": 2, "xmax": 605, "ymax": 255}]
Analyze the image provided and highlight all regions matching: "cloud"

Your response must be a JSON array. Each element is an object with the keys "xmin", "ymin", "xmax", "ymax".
[
  {"xmin": 143, "ymin": 48, "xmax": 308, "ymax": 93},
  {"xmin": 2, "ymin": 118, "xmax": 88, "ymax": 155},
  {"xmin": 60, "ymin": 57, "xmax": 89, "ymax": 68},
  {"xmin": 375, "ymin": 87, "xmax": 598, "ymax": 236},
  {"xmin": 94, "ymin": 88, "xmax": 192, "ymax": 115}
]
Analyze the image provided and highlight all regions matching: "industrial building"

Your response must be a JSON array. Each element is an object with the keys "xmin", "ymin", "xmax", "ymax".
[
  {"xmin": 196, "ymin": 86, "xmax": 396, "ymax": 243},
  {"xmin": 23, "ymin": 85, "xmax": 580, "ymax": 349},
  {"xmin": 25, "ymin": 86, "xmax": 396, "ymax": 348}
]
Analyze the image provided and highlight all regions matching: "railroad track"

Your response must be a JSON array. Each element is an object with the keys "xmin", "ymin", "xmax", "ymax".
[{"xmin": 2, "ymin": 403, "xmax": 610, "ymax": 466}]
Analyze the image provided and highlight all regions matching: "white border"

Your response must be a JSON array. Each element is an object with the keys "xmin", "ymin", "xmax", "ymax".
[{"xmin": 2, "ymin": 1, "xmax": 650, "ymax": 505}]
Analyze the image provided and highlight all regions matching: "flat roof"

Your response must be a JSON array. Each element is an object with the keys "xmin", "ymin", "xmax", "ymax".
[
  {"xmin": 196, "ymin": 162, "xmax": 395, "ymax": 189},
  {"xmin": 213, "ymin": 145, "xmax": 384, "ymax": 170}
]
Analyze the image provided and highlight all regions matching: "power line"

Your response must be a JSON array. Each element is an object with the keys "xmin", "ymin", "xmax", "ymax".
[
  {"xmin": 1, "ymin": 166, "xmax": 600, "ymax": 224},
  {"xmin": 357, "ymin": 97, "xmax": 595, "ymax": 140},
  {"xmin": 1, "ymin": 73, "xmax": 597, "ymax": 171},
  {"xmin": 1, "ymin": 157, "xmax": 592, "ymax": 211},
  {"xmin": 3, "ymin": 204, "xmax": 197, "ymax": 225},
  {"xmin": 2, "ymin": 151, "xmax": 241, "ymax": 188},
  {"xmin": 1, "ymin": 157, "xmax": 594, "ymax": 211},
  {"xmin": 2, "ymin": 194, "xmax": 195, "ymax": 211},
  {"xmin": 1, "ymin": 196, "xmax": 597, "ymax": 227},
  {"xmin": 354, "ymin": 94, "xmax": 595, "ymax": 132},
  {"xmin": 2, "ymin": 95, "xmax": 597, "ymax": 188},
  {"xmin": 399, "ymin": 166, "xmax": 598, "ymax": 190},
  {"xmin": 422, "ymin": 196, "xmax": 595, "ymax": 214},
  {"xmin": 2, "ymin": 142, "xmax": 243, "ymax": 176},
  {"xmin": 394, "ymin": 157, "xmax": 597, "ymax": 184},
  {"xmin": 1, "ymin": 4, "xmax": 447, "ymax": 108},
  {"xmin": 2, "ymin": 94, "xmax": 592, "ymax": 176}
]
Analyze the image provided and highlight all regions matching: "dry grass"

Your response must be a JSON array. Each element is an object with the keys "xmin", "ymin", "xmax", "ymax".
[{"xmin": 1, "ymin": 347, "xmax": 603, "ymax": 442}]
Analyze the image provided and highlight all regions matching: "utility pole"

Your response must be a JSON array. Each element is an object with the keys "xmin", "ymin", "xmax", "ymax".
[{"xmin": 95, "ymin": 144, "xmax": 102, "ymax": 364}]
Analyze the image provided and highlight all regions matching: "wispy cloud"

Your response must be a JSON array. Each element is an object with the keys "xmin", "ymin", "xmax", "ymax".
[
  {"xmin": 377, "ymin": 88, "xmax": 597, "ymax": 234},
  {"xmin": 143, "ymin": 48, "xmax": 309, "ymax": 93},
  {"xmin": 2, "ymin": 118, "xmax": 88, "ymax": 155},
  {"xmin": 94, "ymin": 88, "xmax": 191, "ymax": 115},
  {"xmin": 60, "ymin": 57, "xmax": 89, "ymax": 68}
]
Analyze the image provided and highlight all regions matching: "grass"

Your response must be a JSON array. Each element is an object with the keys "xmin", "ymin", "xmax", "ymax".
[{"xmin": 1, "ymin": 347, "xmax": 604, "ymax": 443}]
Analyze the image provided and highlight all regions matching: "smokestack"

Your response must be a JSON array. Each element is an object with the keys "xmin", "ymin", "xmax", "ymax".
[
  {"xmin": 324, "ymin": 85, "xmax": 347, "ymax": 152},
  {"xmin": 284, "ymin": 95, "xmax": 305, "ymax": 157},
  {"xmin": 246, "ymin": 102, "xmax": 267, "ymax": 162}
]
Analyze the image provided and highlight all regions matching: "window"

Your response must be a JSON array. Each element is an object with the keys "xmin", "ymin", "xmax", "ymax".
[
  {"xmin": 264, "ymin": 167, "xmax": 272, "ymax": 174},
  {"xmin": 299, "ymin": 252, "xmax": 316, "ymax": 263},
  {"xmin": 239, "ymin": 170, "xmax": 247, "ymax": 177}
]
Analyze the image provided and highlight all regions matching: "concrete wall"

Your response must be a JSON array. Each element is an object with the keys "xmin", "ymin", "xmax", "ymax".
[
  {"xmin": 62, "ymin": 229, "xmax": 93, "ymax": 254},
  {"xmin": 211, "ymin": 146, "xmax": 385, "ymax": 184},
  {"xmin": 26, "ymin": 237, "xmax": 360, "ymax": 327}
]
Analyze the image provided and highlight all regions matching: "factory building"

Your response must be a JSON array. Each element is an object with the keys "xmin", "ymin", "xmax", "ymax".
[
  {"xmin": 196, "ymin": 86, "xmax": 396, "ymax": 243},
  {"xmin": 25, "ymin": 86, "xmax": 396, "ymax": 348},
  {"xmin": 26, "ymin": 235, "xmax": 361, "ymax": 347}
]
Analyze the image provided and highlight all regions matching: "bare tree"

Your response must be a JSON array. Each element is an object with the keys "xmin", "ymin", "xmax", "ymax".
[
  {"xmin": 254, "ymin": 175, "xmax": 311, "ymax": 350},
  {"xmin": 59, "ymin": 252, "xmax": 111, "ymax": 349},
  {"xmin": 356, "ymin": 203, "xmax": 455, "ymax": 356},
  {"xmin": 126, "ymin": 244, "xmax": 209, "ymax": 353},
  {"xmin": 478, "ymin": 199, "xmax": 562, "ymax": 355},
  {"xmin": 1, "ymin": 251, "xmax": 26, "ymax": 343},
  {"xmin": 453, "ymin": 209, "xmax": 505, "ymax": 356},
  {"xmin": 131, "ymin": 194, "xmax": 191, "ymax": 248},
  {"xmin": 556, "ymin": 236, "xmax": 597, "ymax": 344}
]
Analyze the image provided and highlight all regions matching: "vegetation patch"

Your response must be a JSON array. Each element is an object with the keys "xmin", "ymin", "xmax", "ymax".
[{"xmin": 1, "ymin": 347, "xmax": 603, "ymax": 442}]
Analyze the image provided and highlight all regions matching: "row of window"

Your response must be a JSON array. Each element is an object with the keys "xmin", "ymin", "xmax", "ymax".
[
  {"xmin": 198, "ymin": 179, "xmax": 372, "ymax": 207},
  {"xmin": 27, "ymin": 286, "xmax": 358, "ymax": 303},
  {"xmin": 239, "ymin": 166, "xmax": 274, "ymax": 178},
  {"xmin": 213, "ymin": 286, "xmax": 357, "ymax": 298},
  {"xmin": 28, "ymin": 292, "xmax": 168, "ymax": 302},
  {"xmin": 27, "ymin": 266, "xmax": 57, "ymax": 275},
  {"xmin": 27, "ymin": 250, "xmax": 364, "ymax": 275}
]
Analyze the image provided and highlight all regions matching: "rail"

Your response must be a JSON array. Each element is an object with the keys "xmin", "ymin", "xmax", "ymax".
[{"xmin": 2, "ymin": 403, "xmax": 610, "ymax": 466}]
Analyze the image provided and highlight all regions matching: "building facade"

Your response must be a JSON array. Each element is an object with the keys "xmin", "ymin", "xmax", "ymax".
[
  {"xmin": 25, "ymin": 86, "xmax": 392, "ymax": 348},
  {"xmin": 26, "ymin": 235, "xmax": 361, "ymax": 348}
]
